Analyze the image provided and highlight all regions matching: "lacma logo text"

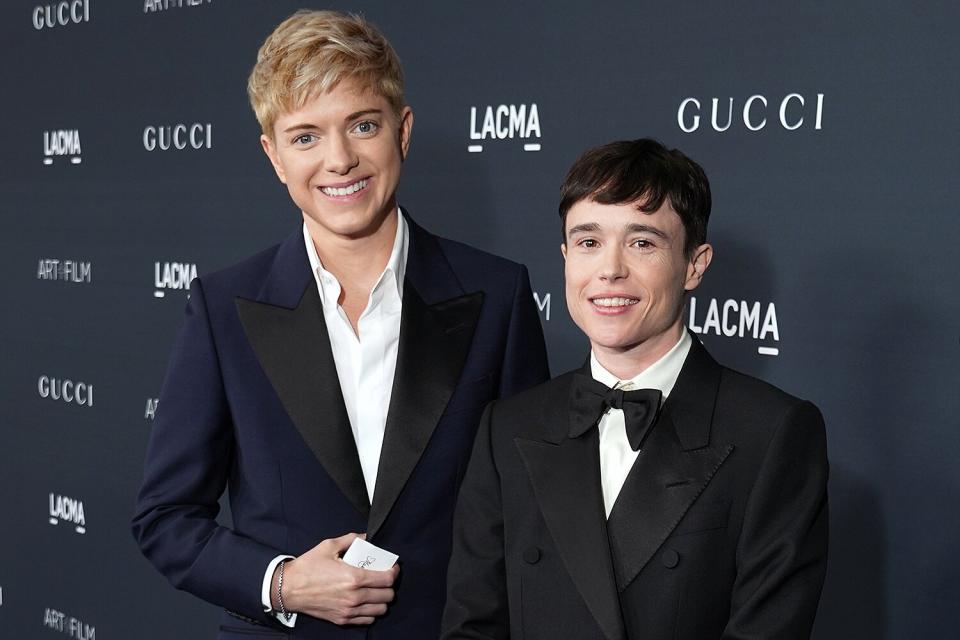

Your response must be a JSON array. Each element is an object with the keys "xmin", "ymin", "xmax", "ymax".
[
  {"xmin": 48, "ymin": 493, "xmax": 86, "ymax": 534},
  {"xmin": 468, "ymin": 103, "xmax": 541, "ymax": 153},
  {"xmin": 43, "ymin": 130, "xmax": 81, "ymax": 165},
  {"xmin": 533, "ymin": 291, "xmax": 551, "ymax": 322},
  {"xmin": 154, "ymin": 261, "xmax": 197, "ymax": 297},
  {"xmin": 687, "ymin": 296, "xmax": 780, "ymax": 356}
]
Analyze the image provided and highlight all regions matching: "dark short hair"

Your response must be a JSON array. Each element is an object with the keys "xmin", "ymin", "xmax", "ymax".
[{"xmin": 559, "ymin": 138, "xmax": 711, "ymax": 255}]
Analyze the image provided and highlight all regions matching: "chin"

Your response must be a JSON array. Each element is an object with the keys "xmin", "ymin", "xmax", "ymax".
[
  {"xmin": 588, "ymin": 330, "xmax": 641, "ymax": 352},
  {"xmin": 597, "ymin": 341, "xmax": 643, "ymax": 354},
  {"xmin": 312, "ymin": 210, "xmax": 380, "ymax": 235}
]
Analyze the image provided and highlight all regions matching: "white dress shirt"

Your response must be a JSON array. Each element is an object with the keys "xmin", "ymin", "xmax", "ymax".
[
  {"xmin": 592, "ymin": 330, "xmax": 691, "ymax": 517},
  {"xmin": 262, "ymin": 212, "xmax": 409, "ymax": 625},
  {"xmin": 303, "ymin": 214, "xmax": 408, "ymax": 502}
]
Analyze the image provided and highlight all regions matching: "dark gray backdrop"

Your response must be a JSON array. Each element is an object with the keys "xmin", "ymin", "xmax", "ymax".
[{"xmin": 2, "ymin": 1, "xmax": 958, "ymax": 638}]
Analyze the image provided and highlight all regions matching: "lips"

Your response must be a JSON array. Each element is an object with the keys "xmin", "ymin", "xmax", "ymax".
[{"xmin": 318, "ymin": 178, "xmax": 369, "ymax": 197}]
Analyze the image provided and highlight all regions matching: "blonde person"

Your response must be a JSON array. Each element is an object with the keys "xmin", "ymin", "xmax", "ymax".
[{"xmin": 133, "ymin": 11, "xmax": 548, "ymax": 638}]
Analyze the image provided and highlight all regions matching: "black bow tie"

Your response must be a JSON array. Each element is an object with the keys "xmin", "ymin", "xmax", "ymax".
[{"xmin": 570, "ymin": 374, "xmax": 663, "ymax": 451}]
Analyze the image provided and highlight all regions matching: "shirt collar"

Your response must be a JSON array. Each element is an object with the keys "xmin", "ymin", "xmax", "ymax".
[
  {"xmin": 302, "ymin": 209, "xmax": 408, "ymax": 310},
  {"xmin": 590, "ymin": 330, "xmax": 692, "ymax": 399}
]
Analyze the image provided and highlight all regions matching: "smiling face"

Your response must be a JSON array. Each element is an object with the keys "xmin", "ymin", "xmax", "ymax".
[
  {"xmin": 260, "ymin": 76, "xmax": 413, "ymax": 246},
  {"xmin": 562, "ymin": 198, "xmax": 712, "ymax": 374}
]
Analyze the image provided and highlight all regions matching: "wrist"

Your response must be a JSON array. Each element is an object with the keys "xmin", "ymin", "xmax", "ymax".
[
  {"xmin": 271, "ymin": 558, "xmax": 295, "ymax": 618},
  {"xmin": 269, "ymin": 561, "xmax": 281, "ymax": 610}
]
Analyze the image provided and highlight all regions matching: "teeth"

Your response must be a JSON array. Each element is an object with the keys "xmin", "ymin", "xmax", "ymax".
[
  {"xmin": 321, "ymin": 179, "xmax": 367, "ymax": 197},
  {"xmin": 592, "ymin": 297, "xmax": 639, "ymax": 307}
]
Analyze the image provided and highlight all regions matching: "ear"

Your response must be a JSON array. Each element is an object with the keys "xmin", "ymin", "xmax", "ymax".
[
  {"xmin": 398, "ymin": 106, "xmax": 414, "ymax": 160},
  {"xmin": 560, "ymin": 242, "xmax": 568, "ymax": 261},
  {"xmin": 684, "ymin": 243, "xmax": 713, "ymax": 291},
  {"xmin": 260, "ymin": 134, "xmax": 287, "ymax": 184}
]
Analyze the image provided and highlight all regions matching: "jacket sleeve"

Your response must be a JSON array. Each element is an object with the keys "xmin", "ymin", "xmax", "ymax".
[
  {"xmin": 442, "ymin": 403, "xmax": 510, "ymax": 639},
  {"xmin": 498, "ymin": 264, "xmax": 550, "ymax": 397},
  {"xmin": 131, "ymin": 277, "xmax": 283, "ymax": 624},
  {"xmin": 724, "ymin": 400, "xmax": 829, "ymax": 639}
]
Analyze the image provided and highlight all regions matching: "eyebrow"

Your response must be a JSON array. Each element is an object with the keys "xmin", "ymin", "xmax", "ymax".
[
  {"xmin": 567, "ymin": 222, "xmax": 601, "ymax": 236},
  {"xmin": 625, "ymin": 223, "xmax": 670, "ymax": 239},
  {"xmin": 345, "ymin": 108, "xmax": 383, "ymax": 121},
  {"xmin": 282, "ymin": 109, "xmax": 384, "ymax": 134},
  {"xmin": 566, "ymin": 222, "xmax": 670, "ymax": 239}
]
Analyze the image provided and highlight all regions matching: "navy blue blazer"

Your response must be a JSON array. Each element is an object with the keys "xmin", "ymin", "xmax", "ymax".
[{"xmin": 132, "ymin": 213, "xmax": 550, "ymax": 639}]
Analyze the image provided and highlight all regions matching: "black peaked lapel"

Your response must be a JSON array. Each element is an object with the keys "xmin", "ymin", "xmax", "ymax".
[
  {"xmin": 236, "ymin": 231, "xmax": 369, "ymax": 518},
  {"xmin": 515, "ymin": 375, "xmax": 627, "ymax": 640},
  {"xmin": 606, "ymin": 334, "xmax": 734, "ymax": 591},
  {"xmin": 367, "ymin": 214, "xmax": 484, "ymax": 539}
]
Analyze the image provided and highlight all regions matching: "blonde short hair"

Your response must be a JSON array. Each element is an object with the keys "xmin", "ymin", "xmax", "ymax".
[{"xmin": 247, "ymin": 10, "xmax": 405, "ymax": 136}]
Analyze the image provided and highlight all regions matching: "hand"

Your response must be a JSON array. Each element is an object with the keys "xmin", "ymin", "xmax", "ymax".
[{"xmin": 274, "ymin": 532, "xmax": 399, "ymax": 625}]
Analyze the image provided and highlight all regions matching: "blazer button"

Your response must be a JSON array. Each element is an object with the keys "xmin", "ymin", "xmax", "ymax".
[
  {"xmin": 522, "ymin": 546, "xmax": 541, "ymax": 564},
  {"xmin": 661, "ymin": 549, "xmax": 680, "ymax": 569}
]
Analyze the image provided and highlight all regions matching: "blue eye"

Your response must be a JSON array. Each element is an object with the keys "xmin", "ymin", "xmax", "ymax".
[
  {"xmin": 293, "ymin": 133, "xmax": 317, "ymax": 145},
  {"xmin": 353, "ymin": 121, "xmax": 379, "ymax": 135}
]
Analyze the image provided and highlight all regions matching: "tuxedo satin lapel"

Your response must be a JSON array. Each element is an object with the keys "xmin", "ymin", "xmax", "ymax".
[
  {"xmin": 516, "ymin": 383, "xmax": 627, "ymax": 640},
  {"xmin": 401, "ymin": 211, "xmax": 467, "ymax": 303},
  {"xmin": 367, "ymin": 283, "xmax": 484, "ymax": 538},
  {"xmin": 236, "ymin": 283, "xmax": 370, "ymax": 519},
  {"xmin": 670, "ymin": 332, "xmax": 723, "ymax": 451},
  {"xmin": 605, "ymin": 336, "xmax": 733, "ymax": 591},
  {"xmin": 254, "ymin": 229, "xmax": 316, "ymax": 310}
]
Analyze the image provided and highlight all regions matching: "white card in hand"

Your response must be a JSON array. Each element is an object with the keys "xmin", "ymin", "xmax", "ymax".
[{"xmin": 341, "ymin": 538, "xmax": 399, "ymax": 571}]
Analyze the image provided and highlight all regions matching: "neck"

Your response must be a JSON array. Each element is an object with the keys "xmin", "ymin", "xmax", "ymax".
[
  {"xmin": 305, "ymin": 208, "xmax": 399, "ymax": 291},
  {"xmin": 592, "ymin": 322, "xmax": 685, "ymax": 380}
]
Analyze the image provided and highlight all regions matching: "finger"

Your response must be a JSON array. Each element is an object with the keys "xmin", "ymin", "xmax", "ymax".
[
  {"xmin": 350, "ymin": 603, "xmax": 389, "ymax": 617},
  {"xmin": 327, "ymin": 532, "xmax": 362, "ymax": 554},
  {"xmin": 353, "ymin": 587, "xmax": 395, "ymax": 604},
  {"xmin": 352, "ymin": 566, "xmax": 398, "ymax": 588},
  {"xmin": 343, "ymin": 616, "xmax": 376, "ymax": 626}
]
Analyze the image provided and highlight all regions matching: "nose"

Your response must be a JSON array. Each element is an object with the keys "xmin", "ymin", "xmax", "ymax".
[
  {"xmin": 323, "ymin": 133, "xmax": 359, "ymax": 175},
  {"xmin": 599, "ymin": 246, "xmax": 627, "ymax": 282}
]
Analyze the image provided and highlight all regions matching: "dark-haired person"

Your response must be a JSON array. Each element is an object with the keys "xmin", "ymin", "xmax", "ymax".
[
  {"xmin": 442, "ymin": 138, "xmax": 828, "ymax": 640},
  {"xmin": 132, "ymin": 10, "xmax": 548, "ymax": 639}
]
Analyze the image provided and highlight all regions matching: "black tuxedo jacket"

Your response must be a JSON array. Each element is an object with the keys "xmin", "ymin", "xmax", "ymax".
[
  {"xmin": 132, "ymin": 213, "xmax": 549, "ymax": 639},
  {"xmin": 443, "ymin": 334, "xmax": 828, "ymax": 640}
]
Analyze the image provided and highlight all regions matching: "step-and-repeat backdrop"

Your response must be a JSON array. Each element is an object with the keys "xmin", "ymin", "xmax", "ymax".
[{"xmin": 2, "ymin": 1, "xmax": 957, "ymax": 638}]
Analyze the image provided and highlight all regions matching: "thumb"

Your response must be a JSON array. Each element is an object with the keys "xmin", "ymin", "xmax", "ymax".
[{"xmin": 329, "ymin": 531, "xmax": 363, "ymax": 555}]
